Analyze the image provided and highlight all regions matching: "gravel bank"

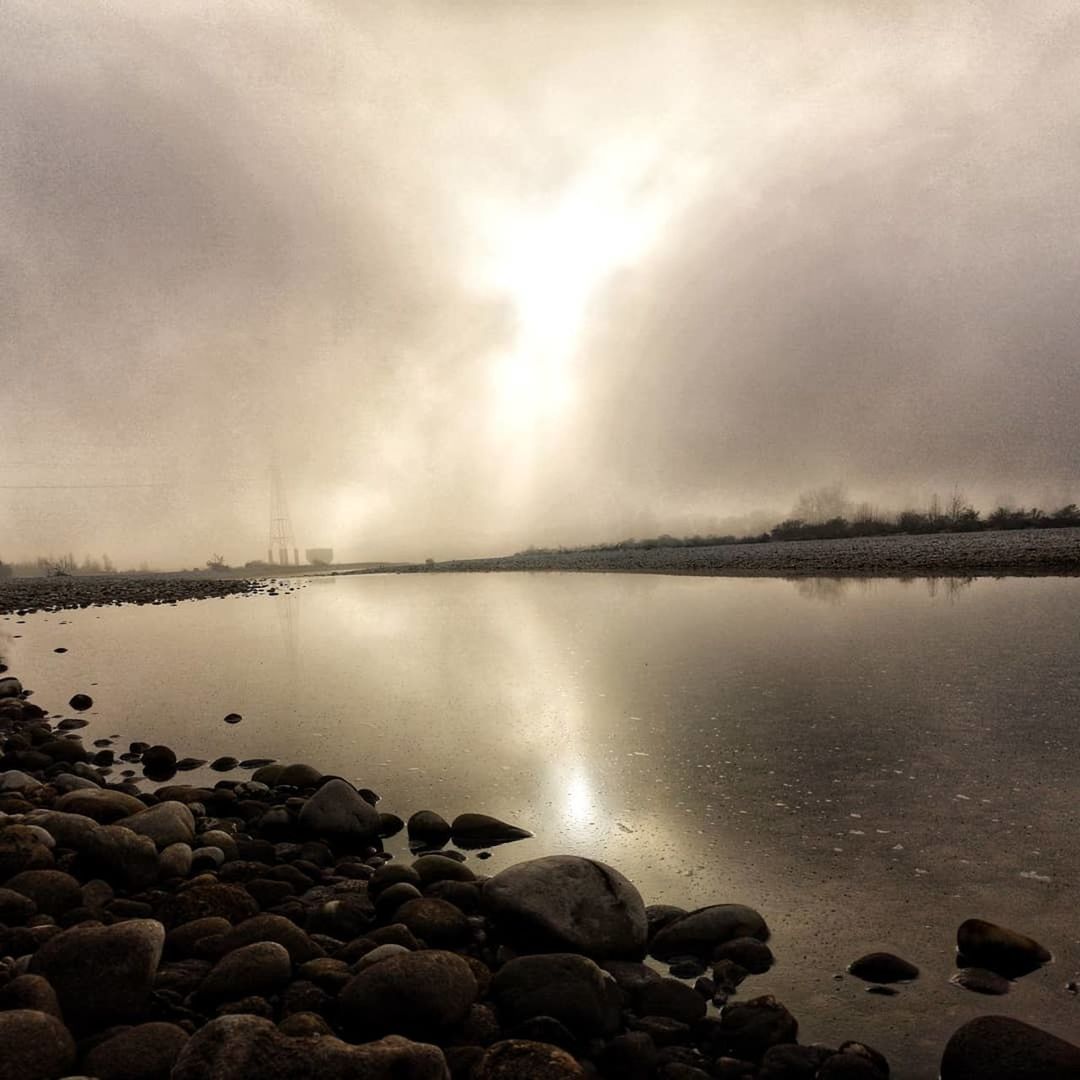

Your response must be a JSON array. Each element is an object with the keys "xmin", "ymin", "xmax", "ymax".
[
  {"xmin": 357, "ymin": 528, "xmax": 1080, "ymax": 579},
  {"xmin": 0, "ymin": 576, "xmax": 266, "ymax": 616}
]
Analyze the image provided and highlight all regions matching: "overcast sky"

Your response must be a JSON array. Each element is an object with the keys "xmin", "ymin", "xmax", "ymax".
[{"xmin": 3, "ymin": 1, "xmax": 1080, "ymax": 567}]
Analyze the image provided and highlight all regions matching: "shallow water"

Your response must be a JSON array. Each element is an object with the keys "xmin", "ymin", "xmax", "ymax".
[{"xmin": 4, "ymin": 572, "xmax": 1080, "ymax": 1075}]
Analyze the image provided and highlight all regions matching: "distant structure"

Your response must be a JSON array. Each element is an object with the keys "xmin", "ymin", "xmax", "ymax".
[
  {"xmin": 305, "ymin": 548, "xmax": 333, "ymax": 566},
  {"xmin": 268, "ymin": 462, "xmax": 299, "ymax": 566}
]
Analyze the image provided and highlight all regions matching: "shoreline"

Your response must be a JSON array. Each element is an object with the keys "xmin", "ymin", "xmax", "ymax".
[{"xmin": 348, "ymin": 527, "xmax": 1080, "ymax": 581}]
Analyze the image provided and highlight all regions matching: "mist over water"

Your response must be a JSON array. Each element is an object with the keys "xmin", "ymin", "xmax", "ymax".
[
  {"xmin": 4, "ymin": 2, "xmax": 1080, "ymax": 566},
  {"xmin": 6, "ymin": 572, "xmax": 1080, "ymax": 1075}
]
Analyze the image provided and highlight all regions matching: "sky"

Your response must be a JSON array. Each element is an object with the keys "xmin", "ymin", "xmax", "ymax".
[{"xmin": 3, "ymin": 0, "xmax": 1080, "ymax": 567}]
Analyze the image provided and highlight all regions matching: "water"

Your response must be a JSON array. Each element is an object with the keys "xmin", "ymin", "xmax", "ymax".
[{"xmin": 4, "ymin": 572, "xmax": 1080, "ymax": 1074}]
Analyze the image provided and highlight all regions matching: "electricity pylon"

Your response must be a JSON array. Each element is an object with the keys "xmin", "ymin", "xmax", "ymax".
[{"xmin": 268, "ymin": 461, "xmax": 298, "ymax": 566}]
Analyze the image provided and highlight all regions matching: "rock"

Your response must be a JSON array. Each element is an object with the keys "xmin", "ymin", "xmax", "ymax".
[
  {"xmin": 370, "ymin": 863, "xmax": 423, "ymax": 896},
  {"xmin": 650, "ymin": 905, "xmax": 769, "ymax": 961},
  {"xmin": 211, "ymin": 757, "xmax": 239, "ymax": 772},
  {"xmin": 0, "ymin": 675, "xmax": 23, "ymax": 698},
  {"xmin": 142, "ymin": 745, "xmax": 177, "ymax": 772},
  {"xmin": 637, "ymin": 977, "xmax": 708, "ymax": 1024},
  {"xmin": 83, "ymin": 1021, "xmax": 190, "ymax": 1080},
  {"xmin": 956, "ymin": 918, "xmax": 1051, "ymax": 977},
  {"xmin": 224, "ymin": 713, "xmax": 243, "ymax": 724},
  {"xmin": 159, "ymin": 842, "xmax": 194, "ymax": 878},
  {"xmin": 278, "ymin": 1011, "xmax": 333, "ymax": 1037},
  {"xmin": 0, "ymin": 769, "xmax": 42, "ymax": 791},
  {"xmin": 848, "ymin": 952, "xmax": 919, "ymax": 982},
  {"xmin": 5, "ymin": 869, "xmax": 82, "ymax": 916},
  {"xmin": 712, "ymin": 996, "xmax": 798, "ymax": 1061},
  {"xmin": 166, "ymin": 916, "xmax": 233, "ymax": 959},
  {"xmin": 355, "ymin": 943, "xmax": 412, "ymax": 970},
  {"xmin": 950, "ymin": 967, "xmax": 1011, "ymax": 995},
  {"xmin": 276, "ymin": 763, "xmax": 323, "ymax": 788},
  {"xmin": 79, "ymin": 824, "xmax": 160, "ymax": 889},
  {"xmin": 199, "ymin": 941, "xmax": 293, "ymax": 1000},
  {"xmin": 0, "ymin": 974, "xmax": 62, "ymax": 1018},
  {"xmin": 475, "ymin": 1040, "xmax": 585, "ymax": 1079},
  {"xmin": 297, "ymin": 778, "xmax": 380, "ymax": 845},
  {"xmin": 412, "ymin": 854, "xmax": 476, "ymax": 886},
  {"xmin": 483, "ymin": 855, "xmax": 647, "ymax": 960},
  {"xmin": 0, "ymin": 831, "xmax": 55, "ymax": 878},
  {"xmin": 69, "ymin": 692, "xmax": 94, "ymax": 710},
  {"xmin": 26, "ymin": 808, "xmax": 99, "ymax": 848},
  {"xmin": 490, "ymin": 953, "xmax": 621, "ymax": 1038},
  {"xmin": 339, "ymin": 948, "xmax": 477, "ymax": 1038},
  {"xmin": 54, "ymin": 787, "xmax": 146, "ymax": 822},
  {"xmin": 408, "ymin": 810, "xmax": 451, "ymax": 847},
  {"xmin": 30, "ymin": 919, "xmax": 165, "ymax": 1032},
  {"xmin": 216, "ymin": 914, "xmax": 324, "ymax": 964},
  {"xmin": 451, "ymin": 812, "xmax": 532, "ymax": 847},
  {"xmin": 941, "ymin": 1015, "xmax": 1080, "ymax": 1079},
  {"xmin": 171, "ymin": 1015, "xmax": 449, "ymax": 1079},
  {"xmin": 0, "ymin": 1009, "xmax": 76, "ymax": 1080},
  {"xmin": 0, "ymin": 886, "xmax": 37, "ymax": 923},
  {"xmin": 157, "ymin": 882, "xmax": 259, "ymax": 928},
  {"xmin": 379, "ymin": 812, "xmax": 405, "ymax": 838},
  {"xmin": 118, "ymin": 801, "xmax": 196, "ymax": 847},
  {"xmin": 396, "ymin": 897, "xmax": 471, "ymax": 947},
  {"xmin": 713, "ymin": 937, "xmax": 774, "ymax": 974}
]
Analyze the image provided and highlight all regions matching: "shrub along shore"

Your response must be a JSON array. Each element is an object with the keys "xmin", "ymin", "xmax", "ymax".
[{"xmin": 0, "ymin": 657, "xmax": 1078, "ymax": 1078}]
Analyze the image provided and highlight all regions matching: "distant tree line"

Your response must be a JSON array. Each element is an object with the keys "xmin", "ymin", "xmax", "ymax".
[{"xmin": 515, "ymin": 489, "xmax": 1080, "ymax": 557}]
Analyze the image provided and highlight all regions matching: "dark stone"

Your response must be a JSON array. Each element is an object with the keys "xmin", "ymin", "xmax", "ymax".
[
  {"xmin": 211, "ymin": 757, "xmax": 239, "ymax": 772},
  {"xmin": 142, "ymin": 745, "xmax": 177, "ymax": 772},
  {"xmin": 171, "ymin": 1015, "xmax": 449, "ymax": 1079},
  {"xmin": 0, "ymin": 830, "xmax": 55, "ymax": 878},
  {"xmin": 83, "ymin": 1021, "xmax": 190, "ymax": 1080},
  {"xmin": 425, "ymin": 879, "xmax": 482, "ymax": 914},
  {"xmin": 508, "ymin": 1015, "xmax": 580, "ymax": 1054},
  {"xmin": 407, "ymin": 810, "xmax": 452, "ymax": 847},
  {"xmin": 297, "ymin": 778, "xmax": 380, "ymax": 845},
  {"xmin": 29, "ymin": 918, "xmax": 165, "ymax": 1032},
  {"xmin": 69, "ymin": 693, "xmax": 94, "ymax": 710},
  {"xmin": 276, "ymin": 763, "xmax": 323, "ymax": 788},
  {"xmin": 216, "ymin": 914, "xmax": 324, "ymax": 964},
  {"xmin": 713, "ymin": 937, "xmax": 774, "ymax": 974},
  {"xmin": 941, "ymin": 1016, "xmax": 1080, "ymax": 1079},
  {"xmin": 667, "ymin": 957, "xmax": 706, "ymax": 979},
  {"xmin": 338, "ymin": 948, "xmax": 478, "ymax": 1038},
  {"xmin": 157, "ymin": 882, "xmax": 260, "ymax": 928},
  {"xmin": 5, "ymin": 869, "xmax": 82, "ymax": 916},
  {"xmin": 646, "ymin": 904, "xmax": 687, "ymax": 939},
  {"xmin": 491, "ymin": 953, "xmax": 621, "ymax": 1038},
  {"xmin": 711, "ymin": 996, "xmax": 798, "ymax": 1061},
  {"xmin": 597, "ymin": 1031, "xmax": 657, "ymax": 1080},
  {"xmin": 474, "ymin": 1039, "xmax": 585, "ymax": 1079},
  {"xmin": 650, "ymin": 905, "xmax": 769, "ymax": 961},
  {"xmin": 758, "ymin": 1043, "xmax": 831, "ymax": 1079},
  {"xmin": 848, "ymin": 951, "xmax": 919, "ymax": 983},
  {"xmin": 483, "ymin": 855, "xmax": 646, "ymax": 960},
  {"xmin": 413, "ymin": 853, "xmax": 477, "ymax": 886},
  {"xmin": 450, "ymin": 812, "xmax": 532, "ymax": 848},
  {"xmin": 956, "ymin": 918, "xmax": 1051, "ymax": 977},
  {"xmin": 0, "ymin": 1009, "xmax": 77, "ymax": 1080},
  {"xmin": 636, "ymin": 978, "xmax": 708, "ymax": 1024},
  {"xmin": 224, "ymin": 713, "xmax": 242, "ymax": 724},
  {"xmin": 0, "ymin": 974, "xmax": 62, "ymax": 1018},
  {"xmin": 375, "ymin": 881, "xmax": 424, "ymax": 918},
  {"xmin": 54, "ymin": 787, "xmax": 146, "ymax": 822},
  {"xmin": 379, "ymin": 812, "xmax": 405, "ymax": 838},
  {"xmin": 396, "ymin": 897, "xmax": 471, "ymax": 947},
  {"xmin": 199, "ymin": 941, "xmax": 293, "ymax": 1000}
]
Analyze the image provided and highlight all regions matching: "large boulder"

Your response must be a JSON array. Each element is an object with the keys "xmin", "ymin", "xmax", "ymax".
[
  {"xmin": 649, "ymin": 904, "xmax": 769, "ymax": 961},
  {"xmin": 54, "ymin": 787, "xmax": 146, "ymax": 822},
  {"xmin": 941, "ymin": 1015, "xmax": 1080, "ymax": 1079},
  {"xmin": 482, "ymin": 855, "xmax": 647, "ymax": 960},
  {"xmin": 82, "ymin": 1021, "xmax": 190, "ymax": 1080},
  {"xmin": 29, "ymin": 918, "xmax": 165, "ymax": 1032},
  {"xmin": 338, "ymin": 949, "xmax": 477, "ymax": 1038},
  {"xmin": 0, "ymin": 1009, "xmax": 76, "ymax": 1080},
  {"xmin": 956, "ymin": 919, "xmax": 1052, "ymax": 977},
  {"xmin": 297, "ymin": 778, "xmax": 380, "ymax": 845},
  {"xmin": 118, "ymin": 801, "xmax": 196, "ymax": 848},
  {"xmin": 198, "ymin": 941, "xmax": 293, "ymax": 1001},
  {"xmin": 490, "ymin": 953, "xmax": 621, "ymax": 1038},
  {"xmin": 171, "ymin": 1015, "xmax": 449, "ymax": 1080}
]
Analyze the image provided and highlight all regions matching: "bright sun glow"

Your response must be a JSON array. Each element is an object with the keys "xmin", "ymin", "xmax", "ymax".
[{"xmin": 469, "ymin": 138, "xmax": 701, "ymax": 442}]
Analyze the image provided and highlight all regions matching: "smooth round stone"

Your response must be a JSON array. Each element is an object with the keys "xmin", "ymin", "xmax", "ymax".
[
  {"xmin": 159, "ymin": 843, "xmax": 194, "ymax": 879},
  {"xmin": 941, "ymin": 1015, "xmax": 1080, "ymax": 1078},
  {"xmin": 199, "ymin": 941, "xmax": 293, "ymax": 1000},
  {"xmin": 956, "ymin": 919, "xmax": 1051, "ymax": 977},
  {"xmin": 0, "ymin": 1009, "xmax": 77, "ymax": 1080},
  {"xmin": 848, "ymin": 952, "xmax": 919, "ymax": 983},
  {"xmin": 355, "ymin": 943, "xmax": 411, "ymax": 970}
]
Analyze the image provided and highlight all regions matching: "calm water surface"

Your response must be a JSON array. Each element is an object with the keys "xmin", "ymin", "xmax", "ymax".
[{"xmin": 4, "ymin": 572, "xmax": 1080, "ymax": 1076}]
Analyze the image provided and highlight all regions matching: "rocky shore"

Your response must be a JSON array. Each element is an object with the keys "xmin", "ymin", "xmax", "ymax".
[
  {"xmin": 0, "ymin": 668, "xmax": 1078, "ymax": 1079},
  {"xmin": 360, "ymin": 528, "xmax": 1080, "ymax": 579},
  {"xmin": 0, "ymin": 577, "xmax": 267, "ymax": 618}
]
